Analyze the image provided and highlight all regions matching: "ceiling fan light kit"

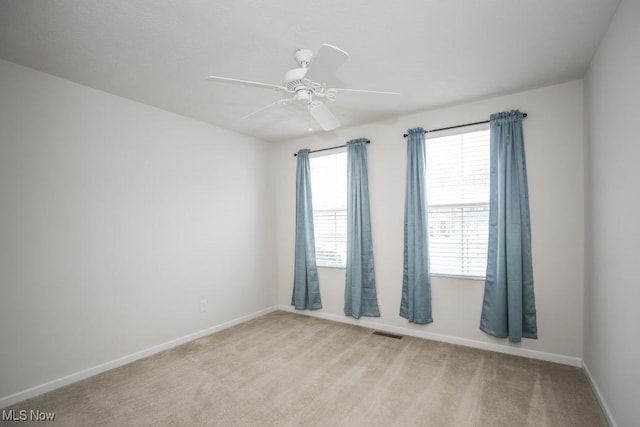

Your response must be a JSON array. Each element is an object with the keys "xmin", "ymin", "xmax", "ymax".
[{"xmin": 206, "ymin": 44, "xmax": 399, "ymax": 132}]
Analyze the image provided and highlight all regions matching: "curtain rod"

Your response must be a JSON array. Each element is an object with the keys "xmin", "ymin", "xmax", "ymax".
[
  {"xmin": 402, "ymin": 113, "xmax": 528, "ymax": 137},
  {"xmin": 293, "ymin": 140, "xmax": 370, "ymax": 157}
]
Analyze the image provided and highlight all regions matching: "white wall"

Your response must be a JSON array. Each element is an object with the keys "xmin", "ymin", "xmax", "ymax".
[
  {"xmin": 584, "ymin": 0, "xmax": 640, "ymax": 425},
  {"xmin": 0, "ymin": 59, "xmax": 276, "ymax": 401},
  {"xmin": 274, "ymin": 81, "xmax": 585, "ymax": 362}
]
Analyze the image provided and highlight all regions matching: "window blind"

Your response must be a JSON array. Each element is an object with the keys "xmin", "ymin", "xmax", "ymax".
[
  {"xmin": 426, "ymin": 128, "xmax": 490, "ymax": 278},
  {"xmin": 309, "ymin": 152, "xmax": 347, "ymax": 268}
]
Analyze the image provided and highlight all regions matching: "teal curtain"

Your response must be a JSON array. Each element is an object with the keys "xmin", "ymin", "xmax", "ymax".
[
  {"xmin": 345, "ymin": 138, "xmax": 380, "ymax": 319},
  {"xmin": 400, "ymin": 128, "xmax": 432, "ymax": 324},
  {"xmin": 480, "ymin": 110, "xmax": 537, "ymax": 342},
  {"xmin": 291, "ymin": 149, "xmax": 322, "ymax": 310}
]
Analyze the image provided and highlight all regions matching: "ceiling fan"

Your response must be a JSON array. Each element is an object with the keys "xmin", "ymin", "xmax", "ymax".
[{"xmin": 206, "ymin": 44, "xmax": 400, "ymax": 131}]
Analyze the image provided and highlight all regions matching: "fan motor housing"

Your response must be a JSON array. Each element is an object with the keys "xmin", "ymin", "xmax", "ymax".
[{"xmin": 284, "ymin": 67, "xmax": 307, "ymax": 92}]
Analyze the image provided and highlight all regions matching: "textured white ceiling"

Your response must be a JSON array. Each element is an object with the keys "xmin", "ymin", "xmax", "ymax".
[{"xmin": 0, "ymin": 0, "xmax": 619, "ymax": 142}]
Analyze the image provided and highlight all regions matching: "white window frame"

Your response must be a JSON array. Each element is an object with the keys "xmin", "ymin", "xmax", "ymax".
[
  {"xmin": 426, "ymin": 124, "xmax": 490, "ymax": 280},
  {"xmin": 309, "ymin": 150, "xmax": 347, "ymax": 269}
]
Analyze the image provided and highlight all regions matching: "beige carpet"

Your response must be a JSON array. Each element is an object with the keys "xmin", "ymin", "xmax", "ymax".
[{"xmin": 2, "ymin": 311, "xmax": 605, "ymax": 426}]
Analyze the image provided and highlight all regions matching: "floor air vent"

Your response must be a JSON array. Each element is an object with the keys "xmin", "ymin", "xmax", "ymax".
[{"xmin": 372, "ymin": 331, "xmax": 403, "ymax": 339}]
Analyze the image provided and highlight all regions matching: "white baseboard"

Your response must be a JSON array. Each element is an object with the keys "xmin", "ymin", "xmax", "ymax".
[
  {"xmin": 278, "ymin": 305, "xmax": 583, "ymax": 367},
  {"xmin": 0, "ymin": 306, "xmax": 279, "ymax": 409},
  {"xmin": 583, "ymin": 361, "xmax": 617, "ymax": 427}
]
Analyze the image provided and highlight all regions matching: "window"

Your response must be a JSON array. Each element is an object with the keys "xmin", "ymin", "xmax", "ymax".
[
  {"xmin": 309, "ymin": 151, "xmax": 347, "ymax": 268},
  {"xmin": 426, "ymin": 126, "xmax": 490, "ymax": 278}
]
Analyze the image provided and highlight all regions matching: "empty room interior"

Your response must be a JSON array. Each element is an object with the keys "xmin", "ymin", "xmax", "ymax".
[{"xmin": 0, "ymin": 1, "xmax": 638, "ymax": 426}]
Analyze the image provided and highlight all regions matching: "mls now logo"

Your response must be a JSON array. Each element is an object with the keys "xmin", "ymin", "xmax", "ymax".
[{"xmin": 2, "ymin": 409, "xmax": 56, "ymax": 422}]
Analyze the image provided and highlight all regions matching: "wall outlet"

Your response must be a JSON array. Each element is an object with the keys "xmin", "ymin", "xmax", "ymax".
[{"xmin": 200, "ymin": 299, "xmax": 207, "ymax": 313}]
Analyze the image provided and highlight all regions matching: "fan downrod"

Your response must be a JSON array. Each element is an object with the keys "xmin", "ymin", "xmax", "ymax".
[{"xmin": 294, "ymin": 49, "xmax": 313, "ymax": 67}]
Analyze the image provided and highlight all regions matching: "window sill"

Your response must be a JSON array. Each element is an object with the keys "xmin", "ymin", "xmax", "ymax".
[
  {"xmin": 431, "ymin": 273, "xmax": 485, "ymax": 282},
  {"xmin": 317, "ymin": 265, "xmax": 346, "ymax": 270}
]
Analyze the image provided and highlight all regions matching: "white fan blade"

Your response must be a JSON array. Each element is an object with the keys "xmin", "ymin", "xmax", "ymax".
[
  {"xmin": 304, "ymin": 44, "xmax": 349, "ymax": 83},
  {"xmin": 238, "ymin": 101, "xmax": 278, "ymax": 122},
  {"xmin": 308, "ymin": 101, "xmax": 340, "ymax": 131},
  {"xmin": 238, "ymin": 99, "xmax": 292, "ymax": 122},
  {"xmin": 330, "ymin": 88, "xmax": 400, "ymax": 96},
  {"xmin": 206, "ymin": 75, "xmax": 286, "ymax": 92}
]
